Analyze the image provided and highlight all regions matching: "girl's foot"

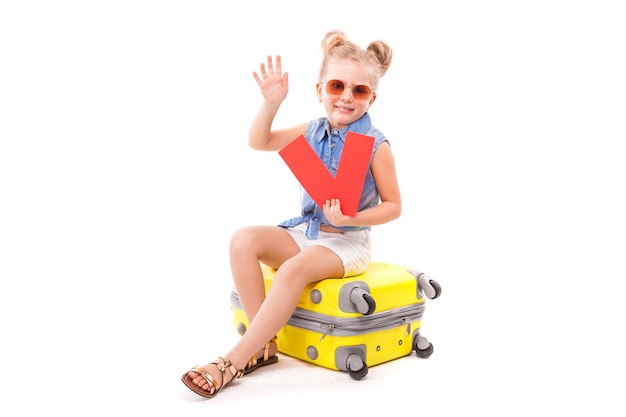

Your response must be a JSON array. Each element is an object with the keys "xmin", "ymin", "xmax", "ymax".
[{"xmin": 181, "ymin": 356, "xmax": 243, "ymax": 398}]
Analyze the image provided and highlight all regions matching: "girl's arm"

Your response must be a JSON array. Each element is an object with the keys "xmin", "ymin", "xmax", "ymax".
[
  {"xmin": 248, "ymin": 55, "xmax": 307, "ymax": 151},
  {"xmin": 249, "ymin": 111, "xmax": 307, "ymax": 151}
]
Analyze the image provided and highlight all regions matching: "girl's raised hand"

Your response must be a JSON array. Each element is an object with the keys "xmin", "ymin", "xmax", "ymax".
[{"xmin": 252, "ymin": 55, "xmax": 289, "ymax": 105}]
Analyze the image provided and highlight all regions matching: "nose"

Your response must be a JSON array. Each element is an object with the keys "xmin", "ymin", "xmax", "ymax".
[{"xmin": 339, "ymin": 86, "xmax": 354, "ymax": 101}]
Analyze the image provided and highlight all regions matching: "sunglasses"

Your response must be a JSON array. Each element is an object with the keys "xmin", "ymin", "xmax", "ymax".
[{"xmin": 323, "ymin": 79, "xmax": 373, "ymax": 101}]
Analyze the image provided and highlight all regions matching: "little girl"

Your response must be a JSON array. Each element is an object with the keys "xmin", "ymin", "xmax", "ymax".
[{"xmin": 182, "ymin": 30, "xmax": 400, "ymax": 398}]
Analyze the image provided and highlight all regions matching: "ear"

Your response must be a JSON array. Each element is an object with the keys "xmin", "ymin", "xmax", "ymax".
[
  {"xmin": 316, "ymin": 83, "xmax": 323, "ymax": 102},
  {"xmin": 368, "ymin": 93, "xmax": 377, "ymax": 108}
]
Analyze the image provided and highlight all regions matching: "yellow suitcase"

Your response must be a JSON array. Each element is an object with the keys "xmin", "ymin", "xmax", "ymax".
[{"xmin": 231, "ymin": 261, "xmax": 441, "ymax": 379}]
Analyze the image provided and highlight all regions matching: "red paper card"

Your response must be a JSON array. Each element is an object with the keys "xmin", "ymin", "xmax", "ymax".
[{"xmin": 278, "ymin": 131, "xmax": 375, "ymax": 217}]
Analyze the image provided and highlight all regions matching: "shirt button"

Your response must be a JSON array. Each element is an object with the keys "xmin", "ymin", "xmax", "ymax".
[{"xmin": 332, "ymin": 128, "xmax": 340, "ymax": 135}]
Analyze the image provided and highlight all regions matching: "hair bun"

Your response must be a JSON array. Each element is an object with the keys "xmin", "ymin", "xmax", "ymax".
[
  {"xmin": 367, "ymin": 40, "xmax": 393, "ymax": 77},
  {"xmin": 321, "ymin": 30, "xmax": 348, "ymax": 55}
]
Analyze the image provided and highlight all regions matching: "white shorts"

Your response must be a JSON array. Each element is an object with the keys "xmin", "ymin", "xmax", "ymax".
[{"xmin": 284, "ymin": 224, "xmax": 372, "ymax": 277}]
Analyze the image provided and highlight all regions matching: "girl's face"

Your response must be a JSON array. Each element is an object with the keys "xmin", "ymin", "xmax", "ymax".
[{"xmin": 317, "ymin": 60, "xmax": 377, "ymax": 130}]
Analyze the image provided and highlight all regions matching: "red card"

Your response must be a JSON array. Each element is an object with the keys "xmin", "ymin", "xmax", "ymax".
[{"xmin": 278, "ymin": 131, "xmax": 375, "ymax": 217}]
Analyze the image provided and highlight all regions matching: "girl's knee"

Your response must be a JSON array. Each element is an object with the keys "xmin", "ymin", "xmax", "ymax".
[
  {"xmin": 273, "ymin": 258, "xmax": 323, "ymax": 288},
  {"xmin": 230, "ymin": 227, "xmax": 256, "ymax": 251}
]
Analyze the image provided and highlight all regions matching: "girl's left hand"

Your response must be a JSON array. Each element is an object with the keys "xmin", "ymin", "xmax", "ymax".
[{"xmin": 323, "ymin": 199, "xmax": 351, "ymax": 227}]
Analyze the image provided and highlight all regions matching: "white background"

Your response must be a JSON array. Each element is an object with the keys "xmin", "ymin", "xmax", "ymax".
[{"xmin": 1, "ymin": 1, "xmax": 625, "ymax": 415}]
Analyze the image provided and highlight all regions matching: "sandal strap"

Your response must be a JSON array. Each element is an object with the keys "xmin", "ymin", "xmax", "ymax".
[
  {"xmin": 247, "ymin": 355, "xmax": 258, "ymax": 369},
  {"xmin": 246, "ymin": 335, "xmax": 278, "ymax": 369},
  {"xmin": 263, "ymin": 336, "xmax": 278, "ymax": 361},
  {"xmin": 192, "ymin": 366, "xmax": 219, "ymax": 396},
  {"xmin": 216, "ymin": 356, "xmax": 244, "ymax": 380}
]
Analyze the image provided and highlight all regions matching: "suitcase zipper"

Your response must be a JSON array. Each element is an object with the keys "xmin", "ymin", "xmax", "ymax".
[
  {"xmin": 231, "ymin": 291, "xmax": 424, "ymax": 339},
  {"xmin": 319, "ymin": 317, "xmax": 410, "ymax": 341},
  {"xmin": 320, "ymin": 323, "xmax": 335, "ymax": 341},
  {"xmin": 288, "ymin": 304, "xmax": 425, "ymax": 339}
]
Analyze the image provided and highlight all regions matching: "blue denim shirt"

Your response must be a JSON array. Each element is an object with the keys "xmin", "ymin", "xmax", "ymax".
[{"xmin": 278, "ymin": 112, "xmax": 388, "ymax": 239}]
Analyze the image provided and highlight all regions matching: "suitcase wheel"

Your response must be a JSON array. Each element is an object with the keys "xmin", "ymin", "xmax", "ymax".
[
  {"xmin": 346, "ymin": 354, "xmax": 368, "ymax": 380},
  {"xmin": 416, "ymin": 273, "xmax": 442, "ymax": 299},
  {"xmin": 349, "ymin": 287, "xmax": 377, "ymax": 315},
  {"xmin": 414, "ymin": 335, "xmax": 434, "ymax": 359},
  {"xmin": 429, "ymin": 280, "xmax": 442, "ymax": 299}
]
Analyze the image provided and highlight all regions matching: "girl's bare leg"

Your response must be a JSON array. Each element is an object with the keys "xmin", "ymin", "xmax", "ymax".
[
  {"xmin": 229, "ymin": 226, "xmax": 300, "ymax": 323},
  {"xmin": 186, "ymin": 242, "xmax": 344, "ymax": 394},
  {"xmin": 227, "ymin": 245, "xmax": 343, "ymax": 362}
]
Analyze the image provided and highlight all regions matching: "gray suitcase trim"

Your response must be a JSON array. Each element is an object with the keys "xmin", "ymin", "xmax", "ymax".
[{"xmin": 231, "ymin": 291, "xmax": 425, "ymax": 340}]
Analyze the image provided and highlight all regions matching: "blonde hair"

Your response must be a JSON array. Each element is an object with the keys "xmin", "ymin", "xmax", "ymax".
[{"xmin": 319, "ymin": 30, "xmax": 393, "ymax": 92}]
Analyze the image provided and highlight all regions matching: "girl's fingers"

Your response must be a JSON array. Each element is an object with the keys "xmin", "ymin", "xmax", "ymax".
[
  {"xmin": 266, "ymin": 55, "xmax": 274, "ymax": 75},
  {"xmin": 255, "ymin": 56, "xmax": 282, "ymax": 81},
  {"xmin": 275, "ymin": 55, "xmax": 282, "ymax": 75}
]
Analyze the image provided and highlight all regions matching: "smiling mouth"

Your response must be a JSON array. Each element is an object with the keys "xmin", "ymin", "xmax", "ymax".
[{"xmin": 335, "ymin": 105, "xmax": 354, "ymax": 112}]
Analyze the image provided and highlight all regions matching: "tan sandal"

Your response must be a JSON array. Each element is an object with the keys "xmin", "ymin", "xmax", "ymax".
[
  {"xmin": 181, "ymin": 356, "xmax": 243, "ymax": 398},
  {"xmin": 243, "ymin": 336, "xmax": 278, "ymax": 375}
]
